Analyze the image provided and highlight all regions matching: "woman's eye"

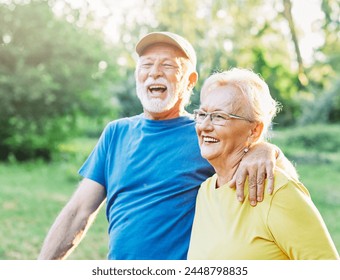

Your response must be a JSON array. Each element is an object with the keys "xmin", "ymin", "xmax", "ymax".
[{"xmin": 214, "ymin": 114, "xmax": 226, "ymax": 120}]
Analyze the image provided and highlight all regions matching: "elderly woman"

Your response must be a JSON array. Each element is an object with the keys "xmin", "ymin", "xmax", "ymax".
[{"xmin": 187, "ymin": 68, "xmax": 339, "ymax": 260}]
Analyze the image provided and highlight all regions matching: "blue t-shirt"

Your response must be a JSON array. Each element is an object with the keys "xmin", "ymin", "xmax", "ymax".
[{"xmin": 78, "ymin": 114, "xmax": 214, "ymax": 259}]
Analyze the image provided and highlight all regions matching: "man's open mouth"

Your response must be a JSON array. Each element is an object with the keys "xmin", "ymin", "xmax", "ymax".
[{"xmin": 148, "ymin": 84, "xmax": 167, "ymax": 94}]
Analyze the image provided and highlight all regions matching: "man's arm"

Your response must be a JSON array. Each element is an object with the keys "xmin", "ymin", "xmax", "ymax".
[
  {"xmin": 38, "ymin": 178, "xmax": 106, "ymax": 260},
  {"xmin": 230, "ymin": 142, "xmax": 280, "ymax": 206},
  {"xmin": 275, "ymin": 147, "xmax": 299, "ymax": 181}
]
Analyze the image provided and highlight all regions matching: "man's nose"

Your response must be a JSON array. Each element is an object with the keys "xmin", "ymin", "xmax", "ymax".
[{"xmin": 148, "ymin": 63, "xmax": 163, "ymax": 78}]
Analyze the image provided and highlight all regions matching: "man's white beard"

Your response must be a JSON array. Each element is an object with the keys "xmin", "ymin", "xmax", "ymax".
[{"xmin": 136, "ymin": 80, "xmax": 180, "ymax": 113}]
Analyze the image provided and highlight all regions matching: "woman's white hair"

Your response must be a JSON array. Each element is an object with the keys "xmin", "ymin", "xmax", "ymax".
[{"xmin": 201, "ymin": 68, "xmax": 281, "ymax": 139}]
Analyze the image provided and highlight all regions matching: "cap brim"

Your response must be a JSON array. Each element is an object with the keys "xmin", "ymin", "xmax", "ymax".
[
  {"xmin": 135, "ymin": 32, "xmax": 197, "ymax": 68},
  {"xmin": 136, "ymin": 33, "xmax": 186, "ymax": 57}
]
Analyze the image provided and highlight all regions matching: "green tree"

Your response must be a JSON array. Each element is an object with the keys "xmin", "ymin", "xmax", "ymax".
[
  {"xmin": 297, "ymin": 0, "xmax": 340, "ymax": 124},
  {"xmin": 0, "ymin": 1, "xmax": 118, "ymax": 160},
  {"xmin": 150, "ymin": 0, "xmax": 302, "ymax": 123},
  {"xmin": 50, "ymin": 0, "xmax": 337, "ymax": 127},
  {"xmin": 281, "ymin": 0, "xmax": 309, "ymax": 86}
]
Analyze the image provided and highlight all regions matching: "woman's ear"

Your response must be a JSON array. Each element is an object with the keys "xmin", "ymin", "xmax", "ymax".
[{"xmin": 249, "ymin": 122, "xmax": 264, "ymax": 143}]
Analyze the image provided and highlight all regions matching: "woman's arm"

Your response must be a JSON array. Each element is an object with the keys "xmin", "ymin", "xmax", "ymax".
[{"xmin": 268, "ymin": 180, "xmax": 339, "ymax": 260}]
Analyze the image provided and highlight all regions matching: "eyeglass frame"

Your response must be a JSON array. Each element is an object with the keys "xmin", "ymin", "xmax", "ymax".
[{"xmin": 193, "ymin": 109, "xmax": 252, "ymax": 126}]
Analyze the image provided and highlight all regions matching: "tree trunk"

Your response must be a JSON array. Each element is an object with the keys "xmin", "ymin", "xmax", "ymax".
[{"xmin": 282, "ymin": 0, "xmax": 309, "ymax": 86}]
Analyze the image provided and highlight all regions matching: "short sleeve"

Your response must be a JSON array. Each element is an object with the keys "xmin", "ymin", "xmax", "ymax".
[
  {"xmin": 267, "ymin": 182, "xmax": 339, "ymax": 259},
  {"xmin": 78, "ymin": 123, "xmax": 113, "ymax": 188}
]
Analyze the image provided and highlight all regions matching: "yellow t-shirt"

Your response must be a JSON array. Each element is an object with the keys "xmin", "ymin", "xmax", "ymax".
[{"xmin": 188, "ymin": 169, "xmax": 339, "ymax": 260}]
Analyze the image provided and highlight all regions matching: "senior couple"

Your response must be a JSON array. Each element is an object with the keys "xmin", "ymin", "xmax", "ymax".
[{"xmin": 39, "ymin": 32, "xmax": 339, "ymax": 260}]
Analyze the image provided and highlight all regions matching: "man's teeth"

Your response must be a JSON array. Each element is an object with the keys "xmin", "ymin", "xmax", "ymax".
[
  {"xmin": 203, "ymin": 136, "xmax": 219, "ymax": 143},
  {"xmin": 149, "ymin": 85, "xmax": 166, "ymax": 92}
]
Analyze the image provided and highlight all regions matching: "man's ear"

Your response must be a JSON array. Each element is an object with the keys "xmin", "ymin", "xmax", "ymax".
[
  {"xmin": 187, "ymin": 71, "xmax": 198, "ymax": 90},
  {"xmin": 250, "ymin": 122, "xmax": 264, "ymax": 142}
]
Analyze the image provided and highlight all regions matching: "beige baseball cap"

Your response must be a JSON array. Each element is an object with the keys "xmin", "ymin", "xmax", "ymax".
[{"xmin": 135, "ymin": 31, "xmax": 197, "ymax": 68}]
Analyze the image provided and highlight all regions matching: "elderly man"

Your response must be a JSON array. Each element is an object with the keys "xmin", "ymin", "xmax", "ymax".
[{"xmin": 38, "ymin": 32, "xmax": 279, "ymax": 260}]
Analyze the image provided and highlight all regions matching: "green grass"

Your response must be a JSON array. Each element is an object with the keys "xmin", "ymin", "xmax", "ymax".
[
  {"xmin": 0, "ymin": 138, "xmax": 108, "ymax": 260},
  {"xmin": 0, "ymin": 125, "xmax": 339, "ymax": 259},
  {"xmin": 270, "ymin": 124, "xmax": 340, "ymax": 252}
]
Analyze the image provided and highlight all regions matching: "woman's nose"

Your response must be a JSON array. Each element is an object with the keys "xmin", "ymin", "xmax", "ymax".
[{"xmin": 197, "ymin": 115, "xmax": 214, "ymax": 131}]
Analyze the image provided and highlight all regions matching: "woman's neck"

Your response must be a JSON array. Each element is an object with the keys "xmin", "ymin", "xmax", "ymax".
[{"xmin": 210, "ymin": 149, "xmax": 246, "ymax": 188}]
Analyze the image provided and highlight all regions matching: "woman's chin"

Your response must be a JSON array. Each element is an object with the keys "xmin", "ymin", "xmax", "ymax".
[{"xmin": 200, "ymin": 150, "xmax": 218, "ymax": 162}]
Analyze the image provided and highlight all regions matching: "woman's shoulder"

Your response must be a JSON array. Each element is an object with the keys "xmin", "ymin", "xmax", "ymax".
[{"xmin": 272, "ymin": 167, "xmax": 310, "ymax": 197}]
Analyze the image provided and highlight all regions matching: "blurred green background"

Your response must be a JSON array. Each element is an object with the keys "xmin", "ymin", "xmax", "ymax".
[{"xmin": 0, "ymin": 0, "xmax": 339, "ymax": 259}]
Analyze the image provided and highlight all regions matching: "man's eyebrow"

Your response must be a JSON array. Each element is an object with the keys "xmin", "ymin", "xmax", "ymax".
[{"xmin": 139, "ymin": 56, "xmax": 153, "ymax": 60}]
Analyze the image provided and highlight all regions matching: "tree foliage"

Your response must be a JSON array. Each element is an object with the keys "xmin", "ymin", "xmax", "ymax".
[
  {"xmin": 132, "ymin": 0, "xmax": 303, "ymax": 124},
  {"xmin": 297, "ymin": 0, "xmax": 340, "ymax": 125},
  {"xmin": 0, "ymin": 0, "xmax": 339, "ymax": 161},
  {"xmin": 116, "ymin": 0, "xmax": 339, "ymax": 126},
  {"xmin": 0, "ymin": 1, "xmax": 118, "ymax": 160}
]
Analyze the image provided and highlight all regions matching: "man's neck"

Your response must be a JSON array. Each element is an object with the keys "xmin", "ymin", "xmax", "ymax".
[{"xmin": 143, "ymin": 109, "xmax": 189, "ymax": 120}]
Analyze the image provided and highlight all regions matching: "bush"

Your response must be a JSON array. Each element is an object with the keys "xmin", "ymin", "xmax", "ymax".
[
  {"xmin": 270, "ymin": 124, "xmax": 340, "ymax": 166},
  {"xmin": 298, "ymin": 78, "xmax": 340, "ymax": 126},
  {"xmin": 272, "ymin": 124, "xmax": 340, "ymax": 154}
]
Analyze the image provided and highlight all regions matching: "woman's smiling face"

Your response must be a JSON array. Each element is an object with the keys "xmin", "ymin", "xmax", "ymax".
[{"xmin": 196, "ymin": 85, "xmax": 254, "ymax": 163}]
